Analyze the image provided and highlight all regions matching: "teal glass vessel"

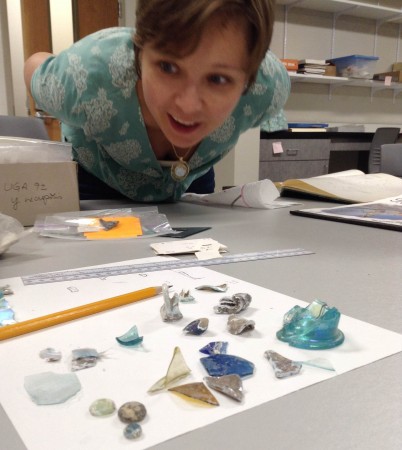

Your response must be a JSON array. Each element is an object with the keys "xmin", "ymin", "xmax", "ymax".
[{"xmin": 276, "ymin": 300, "xmax": 344, "ymax": 350}]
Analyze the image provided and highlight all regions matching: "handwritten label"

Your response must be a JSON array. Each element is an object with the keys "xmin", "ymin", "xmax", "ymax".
[
  {"xmin": 3, "ymin": 181, "xmax": 63, "ymax": 210},
  {"xmin": 0, "ymin": 162, "xmax": 79, "ymax": 226}
]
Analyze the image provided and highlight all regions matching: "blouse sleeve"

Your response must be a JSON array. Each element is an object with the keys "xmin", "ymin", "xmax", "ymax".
[{"xmin": 257, "ymin": 51, "xmax": 291, "ymax": 132}]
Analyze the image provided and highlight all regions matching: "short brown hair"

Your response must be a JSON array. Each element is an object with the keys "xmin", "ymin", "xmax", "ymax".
[{"xmin": 134, "ymin": 0, "xmax": 275, "ymax": 86}]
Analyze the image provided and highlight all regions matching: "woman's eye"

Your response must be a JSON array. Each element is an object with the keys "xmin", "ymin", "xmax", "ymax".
[
  {"xmin": 159, "ymin": 61, "xmax": 177, "ymax": 74},
  {"xmin": 208, "ymin": 75, "xmax": 230, "ymax": 85}
]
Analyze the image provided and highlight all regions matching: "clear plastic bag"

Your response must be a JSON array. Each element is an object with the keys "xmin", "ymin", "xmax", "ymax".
[
  {"xmin": 33, "ymin": 207, "xmax": 174, "ymax": 240},
  {"xmin": 0, "ymin": 213, "xmax": 33, "ymax": 254}
]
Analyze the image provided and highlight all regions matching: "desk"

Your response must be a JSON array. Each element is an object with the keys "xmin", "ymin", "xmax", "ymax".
[{"xmin": 1, "ymin": 199, "xmax": 401, "ymax": 450}]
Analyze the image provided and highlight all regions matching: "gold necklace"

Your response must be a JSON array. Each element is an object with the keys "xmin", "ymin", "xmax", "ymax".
[{"xmin": 170, "ymin": 144, "xmax": 193, "ymax": 182}]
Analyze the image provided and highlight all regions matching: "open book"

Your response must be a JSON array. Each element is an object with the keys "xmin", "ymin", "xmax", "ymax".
[
  {"xmin": 278, "ymin": 170, "xmax": 402, "ymax": 203},
  {"xmin": 290, "ymin": 196, "xmax": 402, "ymax": 231}
]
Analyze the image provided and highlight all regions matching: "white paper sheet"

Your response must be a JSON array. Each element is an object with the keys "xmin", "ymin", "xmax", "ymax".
[
  {"xmin": 181, "ymin": 179, "xmax": 299, "ymax": 209},
  {"xmin": 0, "ymin": 257, "xmax": 400, "ymax": 450}
]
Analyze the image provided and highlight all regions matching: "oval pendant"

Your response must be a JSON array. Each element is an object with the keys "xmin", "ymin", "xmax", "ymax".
[{"xmin": 171, "ymin": 159, "xmax": 190, "ymax": 182}]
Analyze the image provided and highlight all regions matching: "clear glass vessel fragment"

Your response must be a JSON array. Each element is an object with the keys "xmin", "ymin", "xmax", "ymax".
[{"xmin": 148, "ymin": 346, "xmax": 191, "ymax": 392}]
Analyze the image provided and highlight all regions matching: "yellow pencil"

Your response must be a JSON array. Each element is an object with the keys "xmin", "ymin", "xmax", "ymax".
[{"xmin": 0, "ymin": 286, "xmax": 163, "ymax": 341}]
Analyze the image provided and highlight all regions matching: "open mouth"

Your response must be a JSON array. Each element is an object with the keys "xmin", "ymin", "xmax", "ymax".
[{"xmin": 169, "ymin": 114, "xmax": 200, "ymax": 133}]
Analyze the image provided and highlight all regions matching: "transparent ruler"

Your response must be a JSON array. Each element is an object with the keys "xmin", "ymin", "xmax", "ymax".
[{"xmin": 21, "ymin": 248, "xmax": 313, "ymax": 285}]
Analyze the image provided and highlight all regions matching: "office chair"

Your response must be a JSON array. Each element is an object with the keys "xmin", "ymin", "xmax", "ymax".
[
  {"xmin": 368, "ymin": 127, "xmax": 400, "ymax": 173},
  {"xmin": 0, "ymin": 114, "xmax": 49, "ymax": 140},
  {"xmin": 380, "ymin": 144, "xmax": 402, "ymax": 177}
]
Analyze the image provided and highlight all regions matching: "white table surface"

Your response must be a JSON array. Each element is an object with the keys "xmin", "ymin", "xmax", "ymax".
[{"xmin": 1, "ymin": 198, "xmax": 401, "ymax": 450}]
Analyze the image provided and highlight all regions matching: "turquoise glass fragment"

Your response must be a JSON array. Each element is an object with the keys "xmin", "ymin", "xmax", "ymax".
[
  {"xmin": 116, "ymin": 325, "xmax": 143, "ymax": 347},
  {"xmin": 200, "ymin": 354, "xmax": 255, "ymax": 378},
  {"xmin": 276, "ymin": 300, "xmax": 344, "ymax": 350}
]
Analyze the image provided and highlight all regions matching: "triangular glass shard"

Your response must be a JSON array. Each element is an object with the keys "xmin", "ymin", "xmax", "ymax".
[
  {"xmin": 204, "ymin": 374, "xmax": 243, "ymax": 402},
  {"xmin": 264, "ymin": 350, "xmax": 302, "ymax": 379},
  {"xmin": 116, "ymin": 325, "xmax": 144, "ymax": 347},
  {"xmin": 199, "ymin": 341, "xmax": 228, "ymax": 355},
  {"xmin": 148, "ymin": 346, "xmax": 191, "ymax": 392},
  {"xmin": 301, "ymin": 357, "xmax": 335, "ymax": 371},
  {"xmin": 168, "ymin": 382, "xmax": 219, "ymax": 406},
  {"xmin": 200, "ymin": 354, "xmax": 255, "ymax": 378}
]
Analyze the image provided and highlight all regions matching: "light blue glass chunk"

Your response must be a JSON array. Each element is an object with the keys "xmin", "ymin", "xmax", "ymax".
[
  {"xmin": 199, "ymin": 341, "xmax": 228, "ymax": 355},
  {"xmin": 200, "ymin": 354, "xmax": 255, "ymax": 378},
  {"xmin": 276, "ymin": 300, "xmax": 344, "ymax": 350},
  {"xmin": 0, "ymin": 307, "xmax": 16, "ymax": 326},
  {"xmin": 24, "ymin": 371, "xmax": 81, "ymax": 405},
  {"xmin": 116, "ymin": 325, "xmax": 144, "ymax": 347},
  {"xmin": 124, "ymin": 422, "xmax": 142, "ymax": 440}
]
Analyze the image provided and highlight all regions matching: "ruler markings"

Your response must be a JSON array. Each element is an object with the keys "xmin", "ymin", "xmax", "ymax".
[{"xmin": 21, "ymin": 248, "xmax": 313, "ymax": 285}]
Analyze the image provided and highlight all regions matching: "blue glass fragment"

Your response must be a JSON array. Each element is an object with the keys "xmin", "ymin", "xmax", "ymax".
[
  {"xmin": 116, "ymin": 325, "xmax": 144, "ymax": 347},
  {"xmin": 200, "ymin": 354, "xmax": 255, "ymax": 378},
  {"xmin": 199, "ymin": 341, "xmax": 228, "ymax": 355},
  {"xmin": 276, "ymin": 300, "xmax": 344, "ymax": 350},
  {"xmin": 183, "ymin": 318, "xmax": 208, "ymax": 335}
]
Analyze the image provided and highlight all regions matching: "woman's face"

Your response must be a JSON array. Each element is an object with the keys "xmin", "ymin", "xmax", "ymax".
[{"xmin": 138, "ymin": 16, "xmax": 250, "ymax": 149}]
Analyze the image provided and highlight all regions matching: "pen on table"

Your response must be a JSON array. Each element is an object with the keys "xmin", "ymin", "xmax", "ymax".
[{"xmin": 0, "ymin": 285, "xmax": 164, "ymax": 342}]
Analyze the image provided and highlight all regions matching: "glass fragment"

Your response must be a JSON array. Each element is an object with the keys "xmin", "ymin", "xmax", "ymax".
[
  {"xmin": 89, "ymin": 398, "xmax": 116, "ymax": 417},
  {"xmin": 300, "ymin": 358, "xmax": 336, "ymax": 371},
  {"xmin": 0, "ymin": 285, "xmax": 13, "ymax": 295},
  {"xmin": 116, "ymin": 325, "xmax": 143, "ymax": 347},
  {"xmin": 24, "ymin": 371, "xmax": 81, "ymax": 405},
  {"xmin": 168, "ymin": 382, "xmax": 219, "ymax": 406},
  {"xmin": 39, "ymin": 347, "xmax": 62, "ymax": 362},
  {"xmin": 124, "ymin": 422, "xmax": 142, "ymax": 440},
  {"xmin": 204, "ymin": 374, "xmax": 243, "ymax": 402},
  {"xmin": 200, "ymin": 354, "xmax": 255, "ymax": 378},
  {"xmin": 160, "ymin": 284, "xmax": 183, "ymax": 322},
  {"xmin": 214, "ymin": 293, "xmax": 252, "ymax": 314},
  {"xmin": 277, "ymin": 300, "xmax": 345, "ymax": 349},
  {"xmin": 118, "ymin": 401, "xmax": 147, "ymax": 423},
  {"xmin": 199, "ymin": 341, "xmax": 228, "ymax": 355},
  {"xmin": 195, "ymin": 283, "xmax": 228, "ymax": 292},
  {"xmin": 227, "ymin": 315, "xmax": 255, "ymax": 335},
  {"xmin": 264, "ymin": 350, "xmax": 302, "ymax": 379},
  {"xmin": 148, "ymin": 346, "xmax": 191, "ymax": 392},
  {"xmin": 183, "ymin": 318, "xmax": 209, "ymax": 335},
  {"xmin": 178, "ymin": 289, "xmax": 195, "ymax": 303},
  {"xmin": 71, "ymin": 348, "xmax": 101, "ymax": 371}
]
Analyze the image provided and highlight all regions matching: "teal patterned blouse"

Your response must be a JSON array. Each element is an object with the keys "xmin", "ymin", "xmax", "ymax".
[{"xmin": 31, "ymin": 28, "xmax": 290, "ymax": 202}]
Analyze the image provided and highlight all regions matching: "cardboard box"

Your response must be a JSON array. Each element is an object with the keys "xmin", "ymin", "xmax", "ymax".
[
  {"xmin": 392, "ymin": 62, "xmax": 402, "ymax": 72},
  {"xmin": 280, "ymin": 59, "xmax": 298, "ymax": 71},
  {"xmin": 0, "ymin": 162, "xmax": 80, "ymax": 226},
  {"xmin": 373, "ymin": 71, "xmax": 402, "ymax": 83}
]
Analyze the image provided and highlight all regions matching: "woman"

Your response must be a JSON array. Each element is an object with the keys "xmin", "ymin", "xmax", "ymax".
[{"xmin": 24, "ymin": 0, "xmax": 290, "ymax": 202}]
